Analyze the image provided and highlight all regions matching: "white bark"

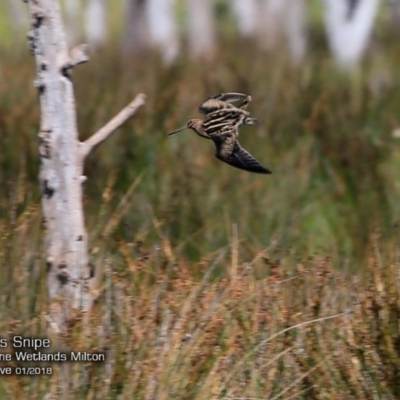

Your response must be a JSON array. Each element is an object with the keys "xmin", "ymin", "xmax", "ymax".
[
  {"xmin": 186, "ymin": 0, "xmax": 215, "ymax": 58},
  {"xmin": 146, "ymin": 0, "xmax": 179, "ymax": 64},
  {"xmin": 25, "ymin": 0, "xmax": 145, "ymax": 330},
  {"xmin": 232, "ymin": 0, "xmax": 258, "ymax": 38},
  {"xmin": 323, "ymin": 0, "xmax": 380, "ymax": 69},
  {"xmin": 85, "ymin": 0, "xmax": 108, "ymax": 47},
  {"xmin": 26, "ymin": 0, "xmax": 90, "ymax": 325}
]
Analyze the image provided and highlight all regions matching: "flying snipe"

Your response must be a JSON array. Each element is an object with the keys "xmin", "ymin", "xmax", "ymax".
[{"xmin": 168, "ymin": 93, "xmax": 271, "ymax": 174}]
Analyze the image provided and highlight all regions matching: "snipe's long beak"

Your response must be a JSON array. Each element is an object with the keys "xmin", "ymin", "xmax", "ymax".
[{"xmin": 168, "ymin": 125, "xmax": 187, "ymax": 136}]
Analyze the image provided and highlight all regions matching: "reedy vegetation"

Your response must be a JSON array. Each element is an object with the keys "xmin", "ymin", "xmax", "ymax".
[{"xmin": 1, "ymin": 14, "xmax": 400, "ymax": 400}]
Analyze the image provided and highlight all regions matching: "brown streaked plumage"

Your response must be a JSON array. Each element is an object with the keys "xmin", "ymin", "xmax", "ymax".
[
  {"xmin": 169, "ymin": 93, "xmax": 271, "ymax": 174},
  {"xmin": 198, "ymin": 92, "xmax": 252, "ymax": 114}
]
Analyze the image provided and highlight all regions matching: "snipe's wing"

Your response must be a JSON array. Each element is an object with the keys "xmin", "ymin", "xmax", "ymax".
[
  {"xmin": 213, "ymin": 131, "xmax": 271, "ymax": 174},
  {"xmin": 211, "ymin": 93, "xmax": 250, "ymax": 103},
  {"xmin": 203, "ymin": 108, "xmax": 246, "ymax": 136},
  {"xmin": 198, "ymin": 92, "xmax": 251, "ymax": 115}
]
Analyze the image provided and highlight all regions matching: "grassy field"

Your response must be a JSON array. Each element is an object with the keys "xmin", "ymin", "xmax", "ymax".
[{"xmin": 1, "ymin": 5, "xmax": 400, "ymax": 398}]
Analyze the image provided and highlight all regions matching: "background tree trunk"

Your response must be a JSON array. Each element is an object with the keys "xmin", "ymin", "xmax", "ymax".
[
  {"xmin": 186, "ymin": 0, "xmax": 215, "ymax": 59},
  {"xmin": 257, "ymin": 0, "xmax": 287, "ymax": 52},
  {"xmin": 85, "ymin": 0, "xmax": 108, "ymax": 48},
  {"xmin": 323, "ymin": 0, "xmax": 379, "ymax": 69},
  {"xmin": 232, "ymin": 0, "xmax": 258, "ymax": 38},
  {"xmin": 146, "ymin": 0, "xmax": 179, "ymax": 64},
  {"xmin": 284, "ymin": 0, "xmax": 308, "ymax": 63},
  {"xmin": 121, "ymin": 0, "xmax": 150, "ymax": 55}
]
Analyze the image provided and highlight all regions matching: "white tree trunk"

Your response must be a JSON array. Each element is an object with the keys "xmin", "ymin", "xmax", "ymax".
[
  {"xmin": 26, "ymin": 0, "xmax": 92, "ymax": 327},
  {"xmin": 146, "ymin": 0, "xmax": 179, "ymax": 64},
  {"xmin": 232, "ymin": 0, "xmax": 258, "ymax": 38},
  {"xmin": 25, "ymin": 1, "xmax": 145, "ymax": 395},
  {"xmin": 25, "ymin": 0, "xmax": 145, "ymax": 330},
  {"xmin": 186, "ymin": 0, "xmax": 215, "ymax": 58},
  {"xmin": 323, "ymin": 0, "xmax": 380, "ymax": 69},
  {"xmin": 85, "ymin": 0, "xmax": 108, "ymax": 47}
]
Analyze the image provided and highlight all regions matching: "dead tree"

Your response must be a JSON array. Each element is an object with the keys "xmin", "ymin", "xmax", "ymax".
[
  {"xmin": 323, "ymin": 0, "xmax": 379, "ymax": 69},
  {"xmin": 25, "ymin": 0, "xmax": 145, "ymax": 330}
]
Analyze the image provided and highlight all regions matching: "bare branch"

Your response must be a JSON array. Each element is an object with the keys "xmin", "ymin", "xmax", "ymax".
[{"xmin": 81, "ymin": 93, "xmax": 146, "ymax": 158}]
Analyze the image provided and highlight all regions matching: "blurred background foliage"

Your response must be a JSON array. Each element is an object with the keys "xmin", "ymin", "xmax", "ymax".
[{"xmin": 1, "ymin": 0, "xmax": 400, "ymax": 272}]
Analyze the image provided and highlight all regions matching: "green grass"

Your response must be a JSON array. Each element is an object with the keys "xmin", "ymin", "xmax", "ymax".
[{"xmin": 1, "ymin": 8, "xmax": 400, "ymax": 398}]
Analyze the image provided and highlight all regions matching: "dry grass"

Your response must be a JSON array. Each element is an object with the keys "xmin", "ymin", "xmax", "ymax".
[
  {"xmin": 1, "ymin": 14, "xmax": 400, "ymax": 398},
  {"xmin": 1, "ymin": 202, "xmax": 400, "ymax": 398}
]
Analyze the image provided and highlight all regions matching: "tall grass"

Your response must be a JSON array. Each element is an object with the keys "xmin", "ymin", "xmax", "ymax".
[{"xmin": 1, "ymin": 18, "xmax": 400, "ymax": 398}]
